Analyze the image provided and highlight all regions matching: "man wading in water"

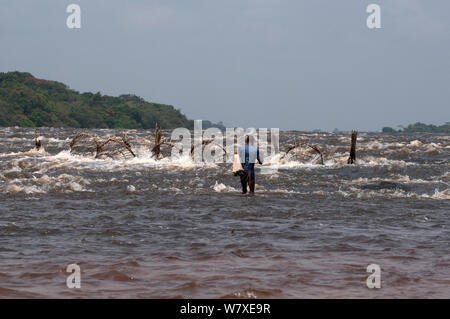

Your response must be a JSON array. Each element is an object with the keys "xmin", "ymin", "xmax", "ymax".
[{"xmin": 237, "ymin": 135, "xmax": 263, "ymax": 195}]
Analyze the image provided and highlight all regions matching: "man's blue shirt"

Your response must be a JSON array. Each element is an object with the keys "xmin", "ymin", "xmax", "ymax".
[{"xmin": 238, "ymin": 144, "xmax": 261, "ymax": 173}]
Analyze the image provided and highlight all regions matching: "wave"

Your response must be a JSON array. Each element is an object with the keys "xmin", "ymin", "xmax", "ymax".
[
  {"xmin": 1, "ymin": 141, "xmax": 438, "ymax": 177},
  {"xmin": 331, "ymin": 187, "xmax": 450, "ymax": 200},
  {"xmin": 1, "ymin": 147, "xmax": 47, "ymax": 158},
  {"xmin": 348, "ymin": 175, "xmax": 448, "ymax": 186},
  {"xmin": 1, "ymin": 173, "xmax": 90, "ymax": 194},
  {"xmin": 46, "ymin": 150, "xmax": 219, "ymax": 171},
  {"xmin": 212, "ymin": 182, "xmax": 238, "ymax": 193}
]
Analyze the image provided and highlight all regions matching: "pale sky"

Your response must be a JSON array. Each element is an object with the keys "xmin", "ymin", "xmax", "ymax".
[{"xmin": 1, "ymin": 0, "xmax": 449, "ymax": 131}]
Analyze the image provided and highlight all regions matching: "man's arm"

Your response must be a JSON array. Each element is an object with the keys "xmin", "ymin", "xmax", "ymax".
[
  {"xmin": 257, "ymin": 148, "xmax": 263, "ymax": 165},
  {"xmin": 239, "ymin": 146, "xmax": 246, "ymax": 169}
]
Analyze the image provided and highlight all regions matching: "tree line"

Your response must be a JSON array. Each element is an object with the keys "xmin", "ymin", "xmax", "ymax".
[
  {"xmin": 0, "ymin": 71, "xmax": 224, "ymax": 130},
  {"xmin": 382, "ymin": 122, "xmax": 450, "ymax": 134}
]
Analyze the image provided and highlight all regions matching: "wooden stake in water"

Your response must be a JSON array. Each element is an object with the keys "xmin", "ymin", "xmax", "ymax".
[
  {"xmin": 347, "ymin": 130, "xmax": 357, "ymax": 164},
  {"xmin": 153, "ymin": 122, "xmax": 162, "ymax": 158},
  {"xmin": 34, "ymin": 129, "xmax": 41, "ymax": 151}
]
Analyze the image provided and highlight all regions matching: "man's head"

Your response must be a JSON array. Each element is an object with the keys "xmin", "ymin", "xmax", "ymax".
[{"xmin": 245, "ymin": 135, "xmax": 255, "ymax": 145}]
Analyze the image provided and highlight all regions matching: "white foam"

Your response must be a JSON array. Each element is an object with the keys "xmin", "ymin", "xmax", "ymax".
[
  {"xmin": 1, "ymin": 147, "xmax": 47, "ymax": 158},
  {"xmin": 349, "ymin": 175, "xmax": 437, "ymax": 185},
  {"xmin": 426, "ymin": 189, "xmax": 450, "ymax": 200},
  {"xmin": 332, "ymin": 188, "xmax": 450, "ymax": 200},
  {"xmin": 365, "ymin": 141, "xmax": 385, "ymax": 150},
  {"xmin": 212, "ymin": 181, "xmax": 237, "ymax": 193},
  {"xmin": 424, "ymin": 143, "xmax": 441, "ymax": 151},
  {"xmin": 409, "ymin": 140, "xmax": 423, "ymax": 147},
  {"xmin": 3, "ymin": 184, "xmax": 45, "ymax": 194},
  {"xmin": 1, "ymin": 173, "xmax": 90, "ymax": 194}
]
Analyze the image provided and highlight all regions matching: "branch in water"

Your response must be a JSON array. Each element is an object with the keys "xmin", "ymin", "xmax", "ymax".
[
  {"xmin": 281, "ymin": 141, "xmax": 324, "ymax": 165},
  {"xmin": 70, "ymin": 132, "xmax": 136, "ymax": 159}
]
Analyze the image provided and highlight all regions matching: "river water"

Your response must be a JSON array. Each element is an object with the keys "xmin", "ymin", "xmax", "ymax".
[{"xmin": 0, "ymin": 127, "xmax": 449, "ymax": 298}]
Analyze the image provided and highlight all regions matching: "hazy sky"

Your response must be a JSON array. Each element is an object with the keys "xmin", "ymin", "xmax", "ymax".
[{"xmin": 1, "ymin": 0, "xmax": 449, "ymax": 131}]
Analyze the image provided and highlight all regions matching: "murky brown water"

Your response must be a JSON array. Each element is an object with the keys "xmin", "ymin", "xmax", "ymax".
[{"xmin": 0, "ymin": 127, "xmax": 449, "ymax": 298}]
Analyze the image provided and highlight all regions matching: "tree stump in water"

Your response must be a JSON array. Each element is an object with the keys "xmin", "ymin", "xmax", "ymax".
[
  {"xmin": 152, "ymin": 123, "xmax": 162, "ymax": 158},
  {"xmin": 347, "ymin": 130, "xmax": 358, "ymax": 164},
  {"xmin": 150, "ymin": 124, "xmax": 177, "ymax": 159},
  {"xmin": 34, "ymin": 129, "xmax": 41, "ymax": 151}
]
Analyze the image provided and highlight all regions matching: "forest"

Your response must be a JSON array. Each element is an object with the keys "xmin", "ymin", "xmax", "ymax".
[
  {"xmin": 382, "ymin": 122, "xmax": 450, "ymax": 134},
  {"xmin": 0, "ymin": 71, "xmax": 224, "ymax": 130}
]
